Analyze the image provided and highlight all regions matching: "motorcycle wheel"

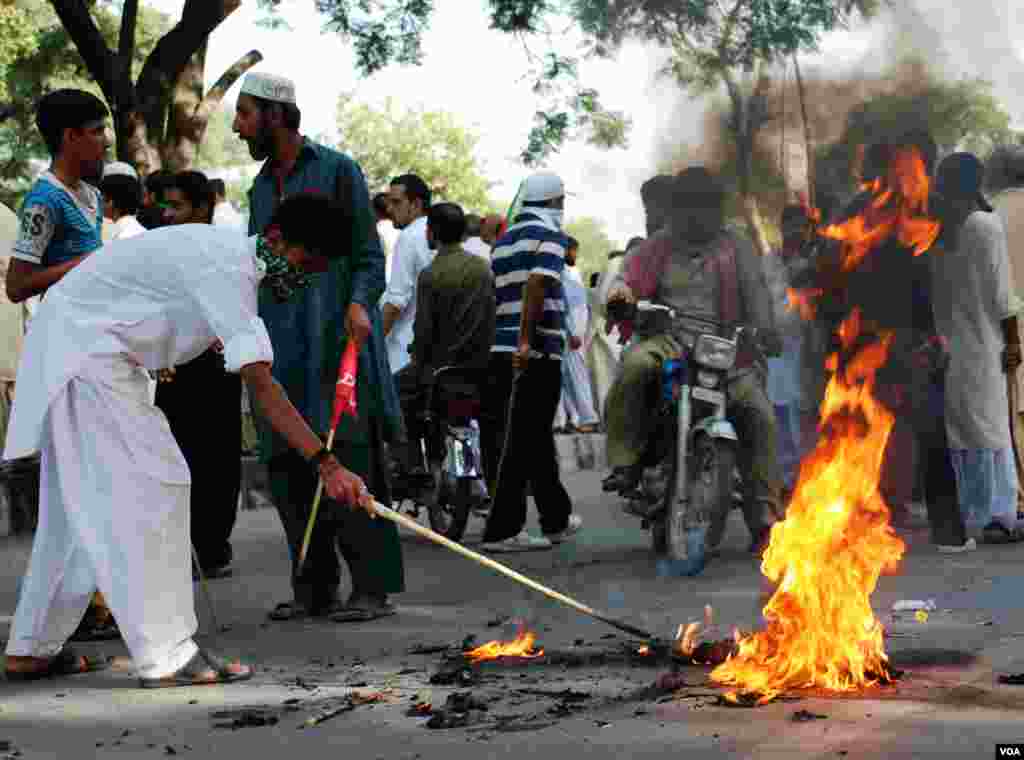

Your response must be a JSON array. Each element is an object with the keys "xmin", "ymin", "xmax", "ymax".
[
  {"xmin": 692, "ymin": 435, "xmax": 738, "ymax": 555},
  {"xmin": 661, "ymin": 434, "xmax": 736, "ymax": 567},
  {"xmin": 427, "ymin": 466, "xmax": 472, "ymax": 542}
]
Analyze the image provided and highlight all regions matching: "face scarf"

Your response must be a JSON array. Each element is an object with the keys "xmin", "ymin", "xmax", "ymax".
[
  {"xmin": 527, "ymin": 206, "xmax": 564, "ymax": 231},
  {"xmin": 255, "ymin": 232, "xmax": 313, "ymax": 303}
]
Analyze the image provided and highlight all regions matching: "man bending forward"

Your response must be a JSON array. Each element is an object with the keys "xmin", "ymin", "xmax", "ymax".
[{"xmin": 3, "ymin": 194, "xmax": 373, "ymax": 687}]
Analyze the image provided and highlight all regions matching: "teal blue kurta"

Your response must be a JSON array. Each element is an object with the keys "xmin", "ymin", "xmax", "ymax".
[
  {"xmin": 248, "ymin": 138, "xmax": 404, "ymax": 595},
  {"xmin": 247, "ymin": 139, "xmax": 402, "ymax": 457}
]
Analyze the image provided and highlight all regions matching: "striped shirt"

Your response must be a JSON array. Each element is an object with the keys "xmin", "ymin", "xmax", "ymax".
[
  {"xmin": 491, "ymin": 212, "xmax": 567, "ymax": 359},
  {"xmin": 13, "ymin": 172, "xmax": 103, "ymax": 267}
]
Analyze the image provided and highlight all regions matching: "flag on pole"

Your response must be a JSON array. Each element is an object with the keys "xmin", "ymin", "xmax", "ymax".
[
  {"xmin": 504, "ymin": 178, "xmax": 526, "ymax": 233},
  {"xmin": 331, "ymin": 340, "xmax": 359, "ymax": 429}
]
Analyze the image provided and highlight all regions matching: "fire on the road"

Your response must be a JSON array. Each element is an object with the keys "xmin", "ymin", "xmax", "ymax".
[
  {"xmin": 710, "ymin": 146, "xmax": 941, "ymax": 705},
  {"xmin": 465, "ymin": 630, "xmax": 544, "ymax": 663}
]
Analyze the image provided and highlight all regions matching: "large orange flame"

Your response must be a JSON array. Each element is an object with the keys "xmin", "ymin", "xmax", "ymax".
[
  {"xmin": 710, "ymin": 146, "xmax": 941, "ymax": 704},
  {"xmin": 464, "ymin": 630, "xmax": 544, "ymax": 663}
]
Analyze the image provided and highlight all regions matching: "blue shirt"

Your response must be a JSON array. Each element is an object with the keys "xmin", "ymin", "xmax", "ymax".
[
  {"xmin": 13, "ymin": 172, "xmax": 103, "ymax": 267},
  {"xmin": 491, "ymin": 212, "xmax": 567, "ymax": 360}
]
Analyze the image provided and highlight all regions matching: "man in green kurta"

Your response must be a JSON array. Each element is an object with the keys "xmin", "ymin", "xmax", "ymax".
[{"xmin": 234, "ymin": 71, "xmax": 405, "ymax": 622}]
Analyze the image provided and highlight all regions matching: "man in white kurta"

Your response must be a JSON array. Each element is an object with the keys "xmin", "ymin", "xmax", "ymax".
[
  {"xmin": 4, "ymin": 197, "xmax": 373, "ymax": 685},
  {"xmin": 932, "ymin": 153, "xmax": 1023, "ymax": 541}
]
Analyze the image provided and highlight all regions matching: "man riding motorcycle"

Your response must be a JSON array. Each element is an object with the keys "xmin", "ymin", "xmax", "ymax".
[{"xmin": 603, "ymin": 167, "xmax": 784, "ymax": 555}]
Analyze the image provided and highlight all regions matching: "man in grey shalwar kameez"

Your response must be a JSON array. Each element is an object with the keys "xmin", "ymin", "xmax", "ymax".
[{"xmin": 931, "ymin": 153, "xmax": 1023, "ymax": 542}]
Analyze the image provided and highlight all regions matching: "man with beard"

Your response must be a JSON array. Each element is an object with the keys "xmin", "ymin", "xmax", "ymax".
[
  {"xmin": 8, "ymin": 88, "xmax": 117, "ymax": 642},
  {"xmin": 232, "ymin": 71, "xmax": 405, "ymax": 623},
  {"xmin": 155, "ymin": 171, "xmax": 243, "ymax": 579}
]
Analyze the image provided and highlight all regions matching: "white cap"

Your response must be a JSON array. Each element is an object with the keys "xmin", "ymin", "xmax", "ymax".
[
  {"xmin": 102, "ymin": 161, "xmax": 138, "ymax": 179},
  {"xmin": 521, "ymin": 171, "xmax": 565, "ymax": 203},
  {"xmin": 239, "ymin": 72, "xmax": 297, "ymax": 105}
]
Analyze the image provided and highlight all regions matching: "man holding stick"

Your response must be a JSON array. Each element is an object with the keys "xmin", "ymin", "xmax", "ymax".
[
  {"xmin": 3, "ymin": 193, "xmax": 374, "ymax": 686},
  {"xmin": 234, "ymin": 71, "xmax": 404, "ymax": 623}
]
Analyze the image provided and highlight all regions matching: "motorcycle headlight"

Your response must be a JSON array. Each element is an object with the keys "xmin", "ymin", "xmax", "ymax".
[
  {"xmin": 697, "ymin": 370, "xmax": 719, "ymax": 388},
  {"xmin": 694, "ymin": 335, "xmax": 737, "ymax": 371}
]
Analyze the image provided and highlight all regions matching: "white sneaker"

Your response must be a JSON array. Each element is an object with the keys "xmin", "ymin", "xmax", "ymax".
[
  {"xmin": 936, "ymin": 538, "xmax": 977, "ymax": 554},
  {"xmin": 544, "ymin": 514, "xmax": 584, "ymax": 544},
  {"xmin": 481, "ymin": 532, "xmax": 553, "ymax": 553}
]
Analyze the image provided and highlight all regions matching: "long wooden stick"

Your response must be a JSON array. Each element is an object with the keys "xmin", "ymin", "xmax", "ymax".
[
  {"xmin": 296, "ymin": 427, "xmax": 337, "ymax": 574},
  {"xmin": 370, "ymin": 500, "xmax": 655, "ymax": 641}
]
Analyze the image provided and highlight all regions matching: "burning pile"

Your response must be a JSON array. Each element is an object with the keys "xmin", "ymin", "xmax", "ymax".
[
  {"xmin": 710, "ymin": 146, "xmax": 941, "ymax": 705},
  {"xmin": 464, "ymin": 630, "xmax": 544, "ymax": 664}
]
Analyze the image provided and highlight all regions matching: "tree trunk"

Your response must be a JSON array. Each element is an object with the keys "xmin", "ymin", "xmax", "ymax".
[
  {"xmin": 49, "ymin": 0, "xmax": 248, "ymax": 174},
  {"xmin": 161, "ymin": 48, "xmax": 263, "ymax": 172},
  {"xmin": 725, "ymin": 66, "xmax": 773, "ymax": 257},
  {"xmin": 792, "ymin": 55, "xmax": 815, "ymax": 209}
]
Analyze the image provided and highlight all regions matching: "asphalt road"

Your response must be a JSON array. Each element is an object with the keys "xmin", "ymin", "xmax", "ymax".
[{"xmin": 0, "ymin": 435, "xmax": 1024, "ymax": 759}]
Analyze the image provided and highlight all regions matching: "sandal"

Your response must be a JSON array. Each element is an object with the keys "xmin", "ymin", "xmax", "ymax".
[
  {"xmin": 139, "ymin": 648, "xmax": 252, "ymax": 689},
  {"xmin": 982, "ymin": 522, "xmax": 1023, "ymax": 545},
  {"xmin": 6, "ymin": 648, "xmax": 112, "ymax": 682},
  {"xmin": 328, "ymin": 596, "xmax": 396, "ymax": 623},
  {"xmin": 267, "ymin": 600, "xmax": 313, "ymax": 622}
]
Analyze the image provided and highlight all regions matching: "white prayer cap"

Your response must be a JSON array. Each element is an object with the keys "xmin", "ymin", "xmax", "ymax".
[
  {"xmin": 102, "ymin": 161, "xmax": 138, "ymax": 179},
  {"xmin": 521, "ymin": 171, "xmax": 565, "ymax": 203},
  {"xmin": 239, "ymin": 72, "xmax": 297, "ymax": 105}
]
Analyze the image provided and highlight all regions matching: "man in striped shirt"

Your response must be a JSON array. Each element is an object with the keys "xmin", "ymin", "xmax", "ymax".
[{"xmin": 480, "ymin": 172, "xmax": 582, "ymax": 552}]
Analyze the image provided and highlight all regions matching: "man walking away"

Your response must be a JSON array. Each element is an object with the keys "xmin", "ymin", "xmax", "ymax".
[
  {"xmin": 397, "ymin": 203, "xmax": 495, "ymax": 473},
  {"xmin": 480, "ymin": 171, "xmax": 582, "ymax": 552},
  {"xmin": 554, "ymin": 236, "xmax": 599, "ymax": 433}
]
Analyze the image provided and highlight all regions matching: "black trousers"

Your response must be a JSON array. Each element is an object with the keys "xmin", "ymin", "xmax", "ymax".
[
  {"xmin": 480, "ymin": 353, "xmax": 571, "ymax": 542},
  {"xmin": 879, "ymin": 374, "xmax": 965, "ymax": 546},
  {"xmin": 155, "ymin": 347, "xmax": 241, "ymax": 571},
  {"xmin": 265, "ymin": 415, "xmax": 404, "ymax": 613}
]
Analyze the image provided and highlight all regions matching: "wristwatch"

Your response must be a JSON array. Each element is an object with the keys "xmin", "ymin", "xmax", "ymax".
[{"xmin": 309, "ymin": 447, "xmax": 332, "ymax": 469}]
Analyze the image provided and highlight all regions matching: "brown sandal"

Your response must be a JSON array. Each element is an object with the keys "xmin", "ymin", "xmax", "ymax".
[
  {"xmin": 138, "ymin": 648, "xmax": 252, "ymax": 689},
  {"xmin": 6, "ymin": 648, "xmax": 112, "ymax": 682}
]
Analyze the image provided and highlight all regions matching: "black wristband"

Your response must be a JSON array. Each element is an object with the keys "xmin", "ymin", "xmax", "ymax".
[{"xmin": 309, "ymin": 447, "xmax": 332, "ymax": 469}]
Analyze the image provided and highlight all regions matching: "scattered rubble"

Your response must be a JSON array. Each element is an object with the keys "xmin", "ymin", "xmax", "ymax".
[{"xmin": 792, "ymin": 710, "xmax": 828, "ymax": 722}]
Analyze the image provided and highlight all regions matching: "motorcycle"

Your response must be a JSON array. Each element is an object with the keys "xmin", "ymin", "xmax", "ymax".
[
  {"xmin": 389, "ymin": 366, "xmax": 488, "ymax": 542},
  {"xmin": 606, "ymin": 300, "xmax": 754, "ymax": 574}
]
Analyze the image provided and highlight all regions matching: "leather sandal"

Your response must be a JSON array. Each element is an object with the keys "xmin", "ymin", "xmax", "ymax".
[
  {"xmin": 6, "ymin": 648, "xmax": 111, "ymax": 682},
  {"xmin": 328, "ymin": 596, "xmax": 396, "ymax": 623},
  {"xmin": 138, "ymin": 648, "xmax": 252, "ymax": 689}
]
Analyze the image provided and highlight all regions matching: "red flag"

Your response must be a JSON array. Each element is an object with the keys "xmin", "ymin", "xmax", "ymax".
[{"xmin": 331, "ymin": 341, "xmax": 359, "ymax": 429}]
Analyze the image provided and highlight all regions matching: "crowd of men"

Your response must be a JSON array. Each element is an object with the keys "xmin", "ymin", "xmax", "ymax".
[{"xmin": 1, "ymin": 68, "xmax": 1023, "ymax": 687}]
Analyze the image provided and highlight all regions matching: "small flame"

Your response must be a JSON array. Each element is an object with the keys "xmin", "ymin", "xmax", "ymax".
[
  {"xmin": 464, "ymin": 630, "xmax": 544, "ymax": 663},
  {"xmin": 637, "ymin": 644, "xmax": 651, "ymax": 656}
]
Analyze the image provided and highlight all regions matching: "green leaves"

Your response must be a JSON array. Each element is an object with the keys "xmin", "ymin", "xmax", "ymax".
[{"xmin": 335, "ymin": 97, "xmax": 495, "ymax": 211}]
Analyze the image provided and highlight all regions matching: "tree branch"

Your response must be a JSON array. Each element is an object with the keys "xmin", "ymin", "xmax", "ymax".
[
  {"xmin": 118, "ymin": 0, "xmax": 139, "ymax": 75},
  {"xmin": 195, "ymin": 49, "xmax": 263, "ymax": 124},
  {"xmin": 47, "ymin": 0, "xmax": 118, "ymax": 101},
  {"xmin": 135, "ymin": 0, "xmax": 242, "ymax": 113}
]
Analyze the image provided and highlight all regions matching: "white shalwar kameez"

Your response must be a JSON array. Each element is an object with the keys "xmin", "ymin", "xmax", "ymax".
[
  {"xmin": 4, "ymin": 224, "xmax": 273, "ymax": 679},
  {"xmin": 930, "ymin": 211, "xmax": 1022, "ymax": 531}
]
